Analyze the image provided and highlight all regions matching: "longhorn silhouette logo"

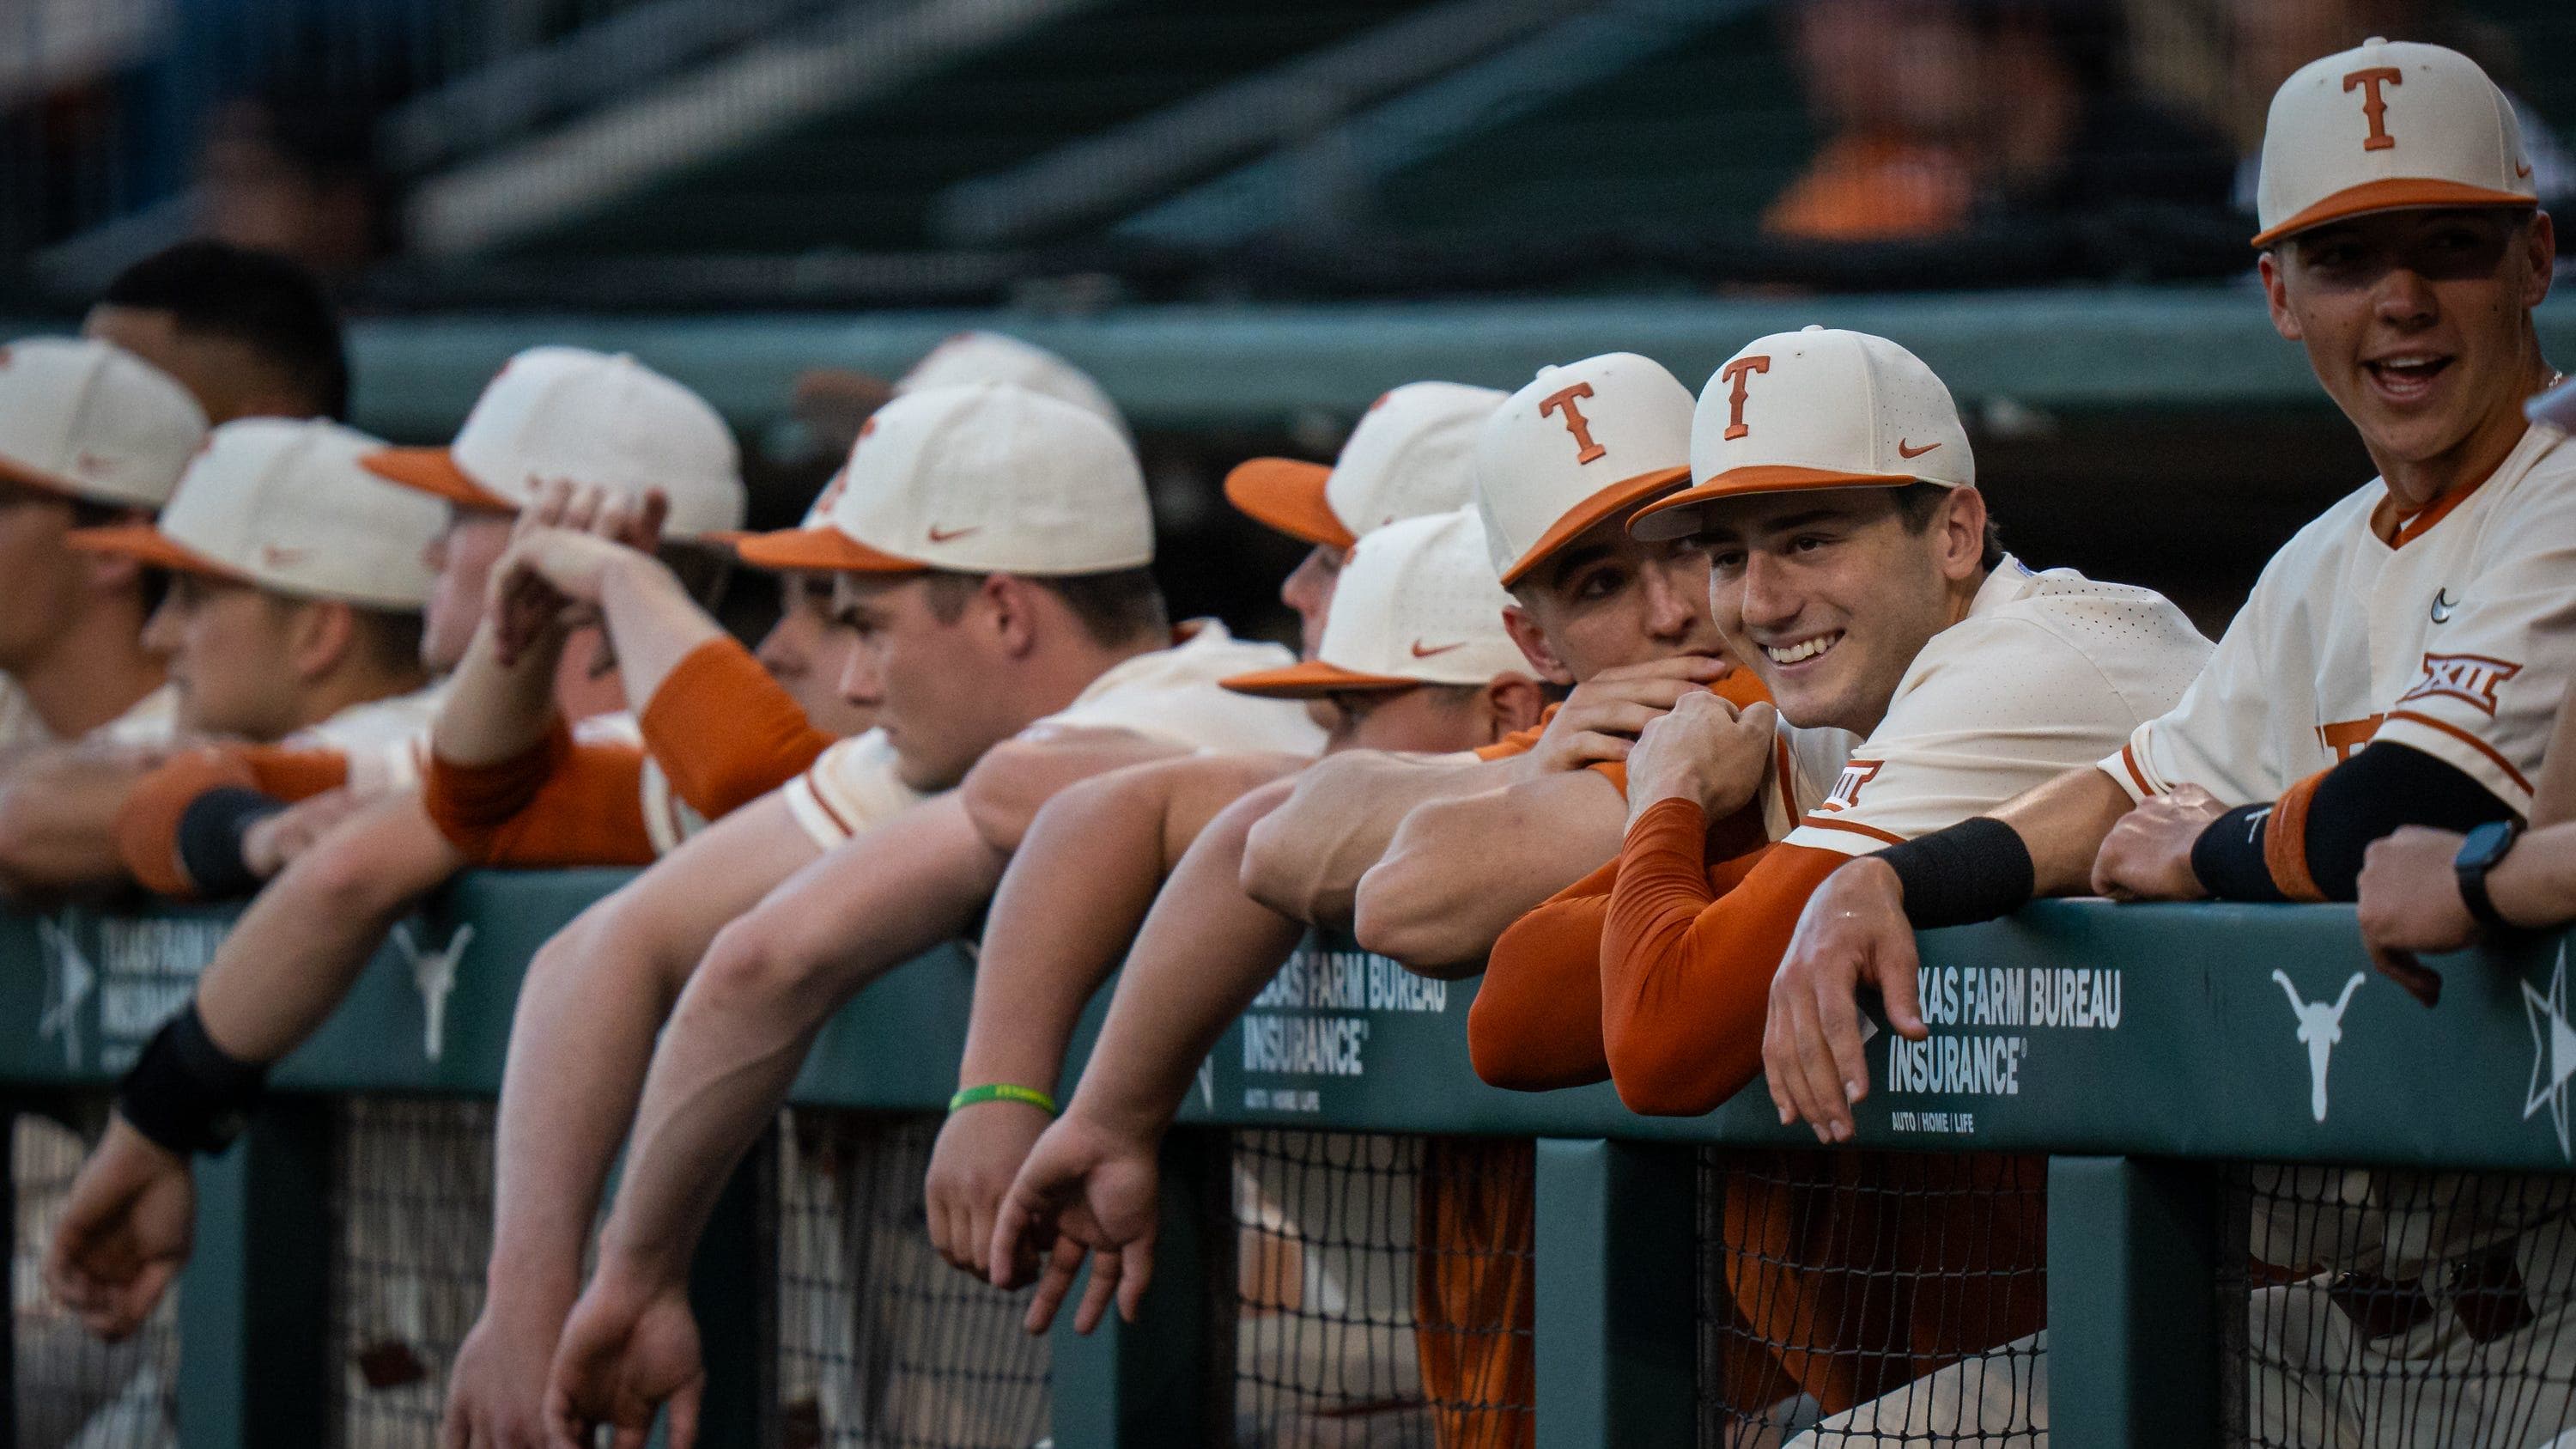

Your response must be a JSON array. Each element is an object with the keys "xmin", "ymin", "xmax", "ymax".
[
  {"xmin": 2275, "ymin": 970, "xmax": 2364, "ymax": 1123},
  {"xmin": 393, "ymin": 924, "xmax": 475, "ymax": 1063},
  {"xmin": 36, "ymin": 918, "xmax": 94, "ymax": 1071}
]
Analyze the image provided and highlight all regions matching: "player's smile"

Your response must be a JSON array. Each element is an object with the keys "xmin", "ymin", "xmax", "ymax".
[
  {"xmin": 1760, "ymin": 630, "xmax": 1844, "ymax": 668},
  {"xmin": 2360, "ymin": 350, "xmax": 2454, "ymax": 408}
]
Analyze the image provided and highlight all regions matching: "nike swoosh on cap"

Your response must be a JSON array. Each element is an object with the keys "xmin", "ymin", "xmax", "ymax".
[
  {"xmin": 261, "ymin": 545, "xmax": 310, "ymax": 567},
  {"xmin": 926, "ymin": 525, "xmax": 981, "ymax": 543},
  {"xmin": 1897, "ymin": 439, "xmax": 1941, "ymax": 459},
  {"xmin": 1409, "ymin": 640, "xmax": 1464, "ymax": 659}
]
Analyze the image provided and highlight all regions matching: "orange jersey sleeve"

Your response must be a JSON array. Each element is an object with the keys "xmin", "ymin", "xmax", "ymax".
[
  {"xmin": 638, "ymin": 637, "xmax": 837, "ymax": 821},
  {"xmin": 1599, "ymin": 798, "xmax": 1850, "ymax": 1117},
  {"xmin": 423, "ymin": 723, "xmax": 660, "ymax": 868},
  {"xmin": 112, "ymin": 745, "xmax": 355, "ymax": 898},
  {"xmin": 1473, "ymin": 798, "xmax": 1774, "ymax": 1093},
  {"xmin": 1467, "ymin": 667, "xmax": 1767, "ymax": 784}
]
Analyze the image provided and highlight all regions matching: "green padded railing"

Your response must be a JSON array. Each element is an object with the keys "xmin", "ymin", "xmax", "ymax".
[{"xmin": 4, "ymin": 875, "xmax": 2569, "ymax": 1446}]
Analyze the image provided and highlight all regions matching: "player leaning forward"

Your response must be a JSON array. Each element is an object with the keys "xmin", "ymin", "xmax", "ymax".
[{"xmin": 1771, "ymin": 39, "xmax": 2575, "ymax": 1449}]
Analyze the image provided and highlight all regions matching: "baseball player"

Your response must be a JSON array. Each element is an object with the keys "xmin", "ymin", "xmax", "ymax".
[
  {"xmin": 1468, "ymin": 329, "xmax": 2208, "ymax": 1438},
  {"xmin": 0, "ymin": 339, "xmax": 209, "ymax": 758},
  {"xmin": 0, "ymin": 417, "xmax": 450, "ymax": 895},
  {"xmin": 981, "ymin": 355, "xmax": 1769, "ymax": 1448},
  {"xmin": 924, "ymin": 375, "xmax": 1500, "ymax": 1253},
  {"xmin": 432, "ymin": 381, "xmax": 1311, "ymax": 1444},
  {"xmin": 1766, "ymin": 39, "xmax": 2573, "ymax": 1448},
  {"xmin": 82, "ymin": 240, "xmax": 349, "ymax": 426}
]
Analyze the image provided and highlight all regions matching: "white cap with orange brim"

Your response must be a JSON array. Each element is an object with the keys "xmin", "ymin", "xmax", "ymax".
[
  {"xmin": 0, "ymin": 338, "xmax": 207, "ymax": 509},
  {"xmin": 733, "ymin": 382, "xmax": 1151, "ymax": 576},
  {"xmin": 1221, "ymin": 508, "xmax": 1523, "ymax": 698},
  {"xmin": 2251, "ymin": 38, "xmax": 2537, "ymax": 248},
  {"xmin": 1224, "ymin": 381, "xmax": 1504, "ymax": 548},
  {"xmin": 361, "ymin": 346, "xmax": 747, "ymax": 539},
  {"xmin": 896, "ymin": 331, "xmax": 1127, "ymax": 439},
  {"xmin": 1474, "ymin": 352, "xmax": 1695, "ymax": 588},
  {"xmin": 68, "ymin": 418, "xmax": 446, "ymax": 608},
  {"xmin": 1631, "ymin": 326, "xmax": 1971, "ymax": 542}
]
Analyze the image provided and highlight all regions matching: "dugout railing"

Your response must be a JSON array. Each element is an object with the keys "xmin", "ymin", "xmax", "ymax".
[{"xmin": 2, "ymin": 872, "xmax": 2569, "ymax": 1448}]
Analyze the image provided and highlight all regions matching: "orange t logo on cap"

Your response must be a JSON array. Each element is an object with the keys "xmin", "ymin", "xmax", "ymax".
[
  {"xmin": 1719, "ymin": 356, "xmax": 1771, "ymax": 441},
  {"xmin": 2343, "ymin": 67, "xmax": 2403, "ymax": 151},
  {"xmin": 1538, "ymin": 383, "xmax": 1607, "ymax": 464}
]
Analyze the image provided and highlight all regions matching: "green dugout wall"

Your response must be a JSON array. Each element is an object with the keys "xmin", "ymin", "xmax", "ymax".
[{"xmin": 3, "ymin": 879, "xmax": 2570, "ymax": 1446}]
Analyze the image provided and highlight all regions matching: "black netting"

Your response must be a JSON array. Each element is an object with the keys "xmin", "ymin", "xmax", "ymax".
[
  {"xmin": 2224, "ymin": 1164, "xmax": 2576, "ymax": 1449},
  {"xmin": 12, "ymin": 1107, "xmax": 180, "ymax": 1449},
  {"xmin": 328, "ymin": 1096, "xmax": 495, "ymax": 1447},
  {"xmin": 1696, "ymin": 1148, "xmax": 2047, "ymax": 1447},
  {"xmin": 776, "ymin": 1110, "xmax": 1050, "ymax": 1448},
  {"xmin": 1224, "ymin": 1130, "xmax": 1533, "ymax": 1449}
]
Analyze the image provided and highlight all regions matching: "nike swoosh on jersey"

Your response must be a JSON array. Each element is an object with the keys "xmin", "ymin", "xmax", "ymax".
[
  {"xmin": 1897, "ymin": 439, "xmax": 1941, "ymax": 459},
  {"xmin": 2431, "ymin": 589, "xmax": 2458, "ymax": 624}
]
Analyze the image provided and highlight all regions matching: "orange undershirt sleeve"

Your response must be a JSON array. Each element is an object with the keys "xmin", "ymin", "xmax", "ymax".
[
  {"xmin": 422, "ymin": 722, "xmax": 574, "ymax": 861},
  {"xmin": 234, "ymin": 745, "xmax": 352, "ymax": 801},
  {"xmin": 1473, "ymin": 798, "xmax": 1775, "ymax": 1094},
  {"xmin": 638, "ymin": 637, "xmax": 838, "ymax": 821},
  {"xmin": 1600, "ymin": 799, "xmax": 1853, "ymax": 1117},
  {"xmin": 471, "ymin": 744, "xmax": 658, "ymax": 868}
]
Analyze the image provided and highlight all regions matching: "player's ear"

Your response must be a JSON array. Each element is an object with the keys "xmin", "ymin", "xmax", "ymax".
[
  {"xmin": 285, "ymin": 599, "xmax": 359, "ymax": 681},
  {"xmin": 2520, "ymin": 210, "xmax": 2555, "ymax": 311},
  {"xmin": 2258, "ymin": 250, "xmax": 2302, "ymax": 342},
  {"xmin": 982, "ymin": 573, "xmax": 1040, "ymax": 657},
  {"xmin": 1936, "ymin": 489, "xmax": 1989, "ymax": 581},
  {"xmin": 1499, "ymin": 604, "xmax": 1577, "ymax": 687},
  {"xmin": 1481, "ymin": 674, "xmax": 1548, "ymax": 740}
]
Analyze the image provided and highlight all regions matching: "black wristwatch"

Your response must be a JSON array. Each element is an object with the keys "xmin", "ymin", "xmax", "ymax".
[{"xmin": 2454, "ymin": 819, "xmax": 2525, "ymax": 930}]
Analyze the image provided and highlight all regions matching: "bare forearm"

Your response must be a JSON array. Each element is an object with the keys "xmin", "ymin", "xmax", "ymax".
[
  {"xmin": 2491, "ymin": 824, "xmax": 2576, "ymax": 930},
  {"xmin": 598, "ymin": 552, "xmax": 723, "ymax": 712},
  {"xmin": 1071, "ymin": 794, "xmax": 1302, "ymax": 1137},
  {"xmin": 602, "ymin": 795, "xmax": 1005, "ymax": 1282},
  {"xmin": 486, "ymin": 914, "xmax": 681, "ymax": 1304},
  {"xmin": 2531, "ymin": 680, "xmax": 2576, "ymax": 828},
  {"xmin": 434, "ymin": 624, "xmax": 569, "ymax": 768},
  {"xmin": 1240, "ymin": 752, "xmax": 1495, "ymax": 928},
  {"xmin": 194, "ymin": 799, "xmax": 460, "ymax": 1062},
  {"xmin": 960, "ymin": 772, "xmax": 1177, "ymax": 1095},
  {"xmin": 1995, "ymin": 766, "xmax": 2136, "ymax": 898},
  {"xmin": 0, "ymin": 752, "xmax": 149, "ymax": 893},
  {"xmin": 1355, "ymin": 770, "xmax": 1625, "ymax": 972}
]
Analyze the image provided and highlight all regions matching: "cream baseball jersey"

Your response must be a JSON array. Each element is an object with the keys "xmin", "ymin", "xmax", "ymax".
[
  {"xmin": 783, "ymin": 621, "xmax": 1326, "ymax": 849},
  {"xmin": 2109, "ymin": 422, "xmax": 2576, "ymax": 812},
  {"xmin": 0, "ymin": 676, "xmax": 178, "ymax": 753},
  {"xmin": 1781, "ymin": 557, "xmax": 2212, "ymax": 857},
  {"xmin": 289, "ymin": 683, "xmax": 451, "ymax": 795}
]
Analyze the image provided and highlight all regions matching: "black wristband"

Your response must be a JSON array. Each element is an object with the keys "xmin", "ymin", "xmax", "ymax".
[
  {"xmin": 116, "ymin": 1003, "xmax": 267, "ymax": 1156},
  {"xmin": 2190, "ymin": 803, "xmax": 2289, "ymax": 903},
  {"xmin": 1876, "ymin": 817, "xmax": 2036, "ymax": 928},
  {"xmin": 174, "ymin": 787, "xmax": 287, "ymax": 898}
]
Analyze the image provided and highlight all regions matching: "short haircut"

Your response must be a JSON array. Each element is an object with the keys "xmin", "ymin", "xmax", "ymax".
[
  {"xmin": 99, "ymin": 241, "xmax": 349, "ymax": 421},
  {"xmin": 920, "ymin": 568, "xmax": 1170, "ymax": 649},
  {"xmin": 658, "ymin": 540, "xmax": 735, "ymax": 615},
  {"xmin": 348, "ymin": 605, "xmax": 427, "ymax": 678},
  {"xmin": 1893, "ymin": 482, "xmax": 2006, "ymax": 570}
]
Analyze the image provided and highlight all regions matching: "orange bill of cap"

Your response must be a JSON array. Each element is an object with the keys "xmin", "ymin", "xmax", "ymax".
[
  {"xmin": 731, "ymin": 524, "xmax": 928, "ymax": 574},
  {"xmin": 1219, "ymin": 660, "xmax": 1420, "ymax": 699},
  {"xmin": 2251, "ymin": 177, "xmax": 2539, "ymax": 247},
  {"xmin": 64, "ymin": 523, "xmax": 252, "ymax": 582},
  {"xmin": 1630, "ymin": 463, "xmax": 1922, "ymax": 536},
  {"xmin": 1498, "ymin": 464, "xmax": 1691, "ymax": 587},
  {"xmin": 1224, "ymin": 459, "xmax": 1354, "ymax": 549},
  {"xmin": 360, "ymin": 447, "xmax": 517, "ymax": 512}
]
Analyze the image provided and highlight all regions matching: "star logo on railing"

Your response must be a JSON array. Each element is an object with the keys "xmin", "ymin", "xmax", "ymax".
[{"xmin": 2522, "ymin": 947, "xmax": 2576, "ymax": 1160}]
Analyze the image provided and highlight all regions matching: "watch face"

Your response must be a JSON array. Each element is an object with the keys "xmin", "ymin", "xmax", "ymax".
[{"xmin": 2461, "ymin": 819, "xmax": 2520, "ymax": 871}]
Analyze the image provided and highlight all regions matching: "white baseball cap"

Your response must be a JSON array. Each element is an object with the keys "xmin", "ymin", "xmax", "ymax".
[
  {"xmin": 735, "ymin": 383, "xmax": 1152, "ymax": 575},
  {"xmin": 1473, "ymin": 352, "xmax": 1695, "ymax": 587},
  {"xmin": 1631, "ymin": 327, "xmax": 1971, "ymax": 542},
  {"xmin": 1224, "ymin": 381, "xmax": 1505, "ymax": 548},
  {"xmin": 2251, "ymin": 39, "xmax": 2537, "ymax": 248},
  {"xmin": 896, "ymin": 332, "xmax": 1127, "ymax": 438},
  {"xmin": 1222, "ymin": 509, "xmax": 1524, "ymax": 697},
  {"xmin": 362, "ymin": 346, "xmax": 747, "ymax": 539},
  {"xmin": 69, "ymin": 418, "xmax": 445, "ymax": 608},
  {"xmin": 0, "ymin": 338, "xmax": 207, "ymax": 509}
]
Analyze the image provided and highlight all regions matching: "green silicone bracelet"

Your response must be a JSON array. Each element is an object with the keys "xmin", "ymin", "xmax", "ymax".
[{"xmin": 948, "ymin": 1082, "xmax": 1057, "ymax": 1115}]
